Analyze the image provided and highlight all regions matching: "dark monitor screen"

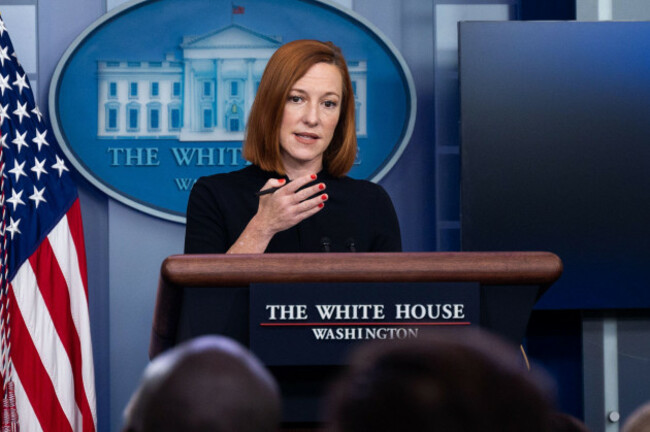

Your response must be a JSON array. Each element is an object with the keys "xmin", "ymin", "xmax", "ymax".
[{"xmin": 459, "ymin": 21, "xmax": 650, "ymax": 309}]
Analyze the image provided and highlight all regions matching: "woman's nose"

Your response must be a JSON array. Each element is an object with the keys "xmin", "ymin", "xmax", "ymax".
[{"xmin": 302, "ymin": 103, "xmax": 319, "ymax": 126}]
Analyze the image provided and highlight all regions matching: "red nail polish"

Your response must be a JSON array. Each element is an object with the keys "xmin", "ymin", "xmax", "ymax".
[
  {"xmin": 321, "ymin": 194, "xmax": 328, "ymax": 200},
  {"xmin": 311, "ymin": 174, "xmax": 317, "ymax": 180},
  {"xmin": 318, "ymin": 183, "xmax": 325, "ymax": 190},
  {"xmin": 318, "ymin": 203, "xmax": 324, "ymax": 208},
  {"xmin": 278, "ymin": 178, "xmax": 286, "ymax": 184}
]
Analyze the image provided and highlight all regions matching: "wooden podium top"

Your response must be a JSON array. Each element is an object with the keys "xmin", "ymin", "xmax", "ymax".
[{"xmin": 160, "ymin": 251, "xmax": 562, "ymax": 286}]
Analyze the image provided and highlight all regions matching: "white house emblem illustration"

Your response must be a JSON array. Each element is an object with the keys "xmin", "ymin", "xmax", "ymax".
[{"xmin": 97, "ymin": 24, "xmax": 367, "ymax": 142}]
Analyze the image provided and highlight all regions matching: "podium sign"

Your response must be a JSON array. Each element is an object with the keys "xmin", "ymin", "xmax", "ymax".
[{"xmin": 250, "ymin": 282, "xmax": 479, "ymax": 366}]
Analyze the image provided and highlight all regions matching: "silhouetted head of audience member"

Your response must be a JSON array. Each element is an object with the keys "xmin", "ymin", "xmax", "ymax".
[
  {"xmin": 325, "ymin": 328, "xmax": 556, "ymax": 432},
  {"xmin": 122, "ymin": 335, "xmax": 281, "ymax": 432},
  {"xmin": 549, "ymin": 412, "xmax": 590, "ymax": 432},
  {"xmin": 623, "ymin": 401, "xmax": 650, "ymax": 432}
]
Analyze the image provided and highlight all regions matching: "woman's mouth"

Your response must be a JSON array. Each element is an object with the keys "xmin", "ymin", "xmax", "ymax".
[{"xmin": 294, "ymin": 132, "xmax": 320, "ymax": 143}]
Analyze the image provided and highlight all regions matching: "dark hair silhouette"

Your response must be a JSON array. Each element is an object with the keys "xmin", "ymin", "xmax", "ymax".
[
  {"xmin": 123, "ymin": 336, "xmax": 281, "ymax": 432},
  {"xmin": 325, "ymin": 329, "xmax": 556, "ymax": 432}
]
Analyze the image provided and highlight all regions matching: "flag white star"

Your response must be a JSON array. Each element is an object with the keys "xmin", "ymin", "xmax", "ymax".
[
  {"xmin": 52, "ymin": 155, "xmax": 70, "ymax": 177},
  {"xmin": 0, "ymin": 73, "xmax": 11, "ymax": 96},
  {"xmin": 8, "ymin": 160, "xmax": 27, "ymax": 182},
  {"xmin": 31, "ymin": 157, "xmax": 49, "ymax": 180},
  {"xmin": 0, "ymin": 19, "xmax": 7, "ymax": 37},
  {"xmin": 5, "ymin": 217, "xmax": 21, "ymax": 240},
  {"xmin": 13, "ymin": 72, "xmax": 29, "ymax": 94},
  {"xmin": 0, "ymin": 46, "xmax": 10, "ymax": 67},
  {"xmin": 0, "ymin": 103, "xmax": 9, "ymax": 126},
  {"xmin": 32, "ymin": 106, "xmax": 43, "ymax": 122},
  {"xmin": 32, "ymin": 129, "xmax": 49, "ymax": 151},
  {"xmin": 12, "ymin": 130, "xmax": 29, "ymax": 153},
  {"xmin": 0, "ymin": 133, "xmax": 8, "ymax": 149},
  {"xmin": 7, "ymin": 188, "xmax": 25, "ymax": 211},
  {"xmin": 29, "ymin": 186, "xmax": 47, "ymax": 209},
  {"xmin": 13, "ymin": 101, "xmax": 30, "ymax": 123}
]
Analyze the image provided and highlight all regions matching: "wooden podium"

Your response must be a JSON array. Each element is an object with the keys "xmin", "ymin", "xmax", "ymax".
[{"xmin": 149, "ymin": 251, "xmax": 562, "ymax": 422}]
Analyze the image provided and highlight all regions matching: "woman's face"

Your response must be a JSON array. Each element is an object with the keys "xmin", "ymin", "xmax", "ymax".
[{"xmin": 279, "ymin": 62, "xmax": 343, "ymax": 175}]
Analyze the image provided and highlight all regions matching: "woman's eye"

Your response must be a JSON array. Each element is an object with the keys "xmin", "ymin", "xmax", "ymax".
[
  {"xmin": 323, "ymin": 100, "xmax": 338, "ymax": 108},
  {"xmin": 289, "ymin": 95, "xmax": 303, "ymax": 103}
]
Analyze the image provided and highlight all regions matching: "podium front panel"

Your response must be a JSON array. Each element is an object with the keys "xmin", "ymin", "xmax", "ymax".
[{"xmin": 250, "ymin": 281, "xmax": 480, "ymax": 365}]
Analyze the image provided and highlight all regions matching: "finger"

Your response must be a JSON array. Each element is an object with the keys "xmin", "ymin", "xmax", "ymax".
[
  {"xmin": 282, "ymin": 173, "xmax": 318, "ymax": 194},
  {"xmin": 298, "ymin": 202, "xmax": 325, "ymax": 221},
  {"xmin": 257, "ymin": 178, "xmax": 288, "ymax": 196},
  {"xmin": 261, "ymin": 177, "xmax": 287, "ymax": 189},
  {"xmin": 293, "ymin": 182, "xmax": 326, "ymax": 203},
  {"xmin": 293, "ymin": 194, "xmax": 327, "ymax": 223},
  {"xmin": 295, "ymin": 193, "xmax": 328, "ymax": 214}
]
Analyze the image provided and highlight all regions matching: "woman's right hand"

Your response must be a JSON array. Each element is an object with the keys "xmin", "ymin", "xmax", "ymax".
[
  {"xmin": 226, "ymin": 173, "xmax": 327, "ymax": 253},
  {"xmin": 253, "ymin": 173, "xmax": 328, "ymax": 236}
]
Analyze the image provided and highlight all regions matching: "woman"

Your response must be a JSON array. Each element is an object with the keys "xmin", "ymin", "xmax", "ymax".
[{"xmin": 184, "ymin": 39, "xmax": 401, "ymax": 254}]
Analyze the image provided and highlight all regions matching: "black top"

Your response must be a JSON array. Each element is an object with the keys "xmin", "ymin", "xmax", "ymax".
[{"xmin": 184, "ymin": 165, "xmax": 402, "ymax": 253}]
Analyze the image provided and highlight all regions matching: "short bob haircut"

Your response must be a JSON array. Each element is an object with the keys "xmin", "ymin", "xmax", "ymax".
[{"xmin": 243, "ymin": 39, "xmax": 357, "ymax": 177}]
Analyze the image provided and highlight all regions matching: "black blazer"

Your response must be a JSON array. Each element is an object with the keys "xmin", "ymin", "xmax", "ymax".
[{"xmin": 184, "ymin": 165, "xmax": 402, "ymax": 253}]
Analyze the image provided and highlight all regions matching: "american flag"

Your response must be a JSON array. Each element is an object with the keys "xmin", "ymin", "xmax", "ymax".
[
  {"xmin": 232, "ymin": 4, "xmax": 245, "ymax": 14},
  {"xmin": 0, "ymin": 15, "xmax": 96, "ymax": 432}
]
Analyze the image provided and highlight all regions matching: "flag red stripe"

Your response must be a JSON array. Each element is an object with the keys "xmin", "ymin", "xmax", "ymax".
[
  {"xmin": 67, "ymin": 199, "xmax": 88, "ymax": 294},
  {"xmin": 8, "ymin": 285, "xmax": 74, "ymax": 432},
  {"xmin": 29, "ymin": 239, "xmax": 95, "ymax": 432}
]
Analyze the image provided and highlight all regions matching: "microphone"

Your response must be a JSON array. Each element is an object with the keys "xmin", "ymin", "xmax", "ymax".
[
  {"xmin": 320, "ymin": 237, "xmax": 331, "ymax": 252},
  {"xmin": 346, "ymin": 238, "xmax": 357, "ymax": 252}
]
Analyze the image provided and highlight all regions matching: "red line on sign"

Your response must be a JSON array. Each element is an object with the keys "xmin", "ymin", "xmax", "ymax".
[{"xmin": 259, "ymin": 322, "xmax": 472, "ymax": 327}]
